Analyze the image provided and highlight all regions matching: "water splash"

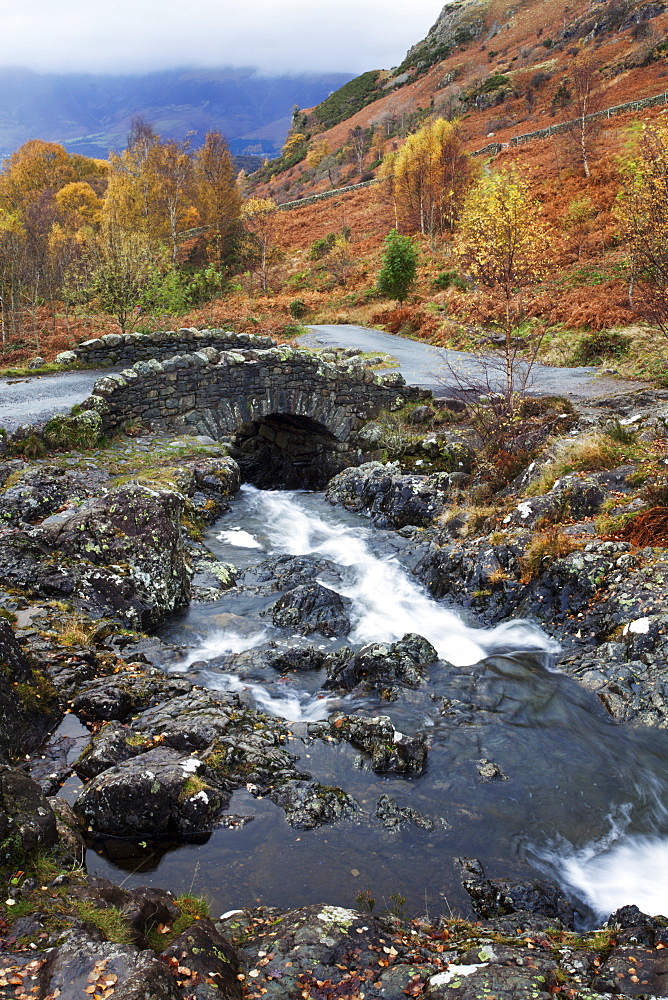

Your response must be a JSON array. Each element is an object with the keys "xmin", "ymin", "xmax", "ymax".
[
  {"xmin": 181, "ymin": 629, "xmax": 269, "ymax": 662},
  {"xmin": 560, "ymin": 834, "xmax": 668, "ymax": 920},
  {"xmin": 198, "ymin": 669, "xmax": 336, "ymax": 722},
  {"xmin": 216, "ymin": 527, "xmax": 264, "ymax": 549}
]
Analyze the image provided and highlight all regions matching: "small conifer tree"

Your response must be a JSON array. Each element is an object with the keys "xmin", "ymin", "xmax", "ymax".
[{"xmin": 377, "ymin": 228, "xmax": 418, "ymax": 302}]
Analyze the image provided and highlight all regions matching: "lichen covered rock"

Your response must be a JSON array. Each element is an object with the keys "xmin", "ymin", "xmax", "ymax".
[
  {"xmin": 326, "ymin": 462, "xmax": 451, "ymax": 528},
  {"xmin": 74, "ymin": 747, "xmax": 227, "ymax": 836},
  {"xmin": 266, "ymin": 582, "xmax": 352, "ymax": 636},
  {"xmin": 0, "ymin": 484, "xmax": 190, "ymax": 628}
]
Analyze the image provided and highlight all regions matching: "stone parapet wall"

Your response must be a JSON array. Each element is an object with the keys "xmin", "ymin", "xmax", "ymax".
[
  {"xmin": 55, "ymin": 328, "xmax": 275, "ymax": 368},
  {"xmin": 79, "ymin": 345, "xmax": 423, "ymax": 443}
]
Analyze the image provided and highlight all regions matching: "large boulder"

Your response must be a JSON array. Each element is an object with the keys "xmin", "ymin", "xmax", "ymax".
[
  {"xmin": 218, "ymin": 904, "xmax": 416, "ymax": 1000},
  {"xmin": 39, "ymin": 927, "xmax": 181, "ymax": 1000},
  {"xmin": 325, "ymin": 633, "xmax": 438, "ymax": 699},
  {"xmin": 0, "ymin": 618, "xmax": 59, "ymax": 762},
  {"xmin": 0, "ymin": 464, "xmax": 101, "ymax": 527},
  {"xmin": 0, "ymin": 766, "xmax": 58, "ymax": 858},
  {"xmin": 326, "ymin": 462, "xmax": 452, "ymax": 528},
  {"xmin": 266, "ymin": 582, "xmax": 352, "ymax": 636},
  {"xmin": 74, "ymin": 747, "xmax": 227, "ymax": 836},
  {"xmin": 0, "ymin": 484, "xmax": 190, "ymax": 628},
  {"xmin": 160, "ymin": 919, "xmax": 241, "ymax": 1000}
]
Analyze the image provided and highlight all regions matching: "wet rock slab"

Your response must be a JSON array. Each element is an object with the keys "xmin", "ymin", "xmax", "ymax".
[
  {"xmin": 265, "ymin": 581, "xmax": 352, "ymax": 637},
  {"xmin": 325, "ymin": 633, "xmax": 438, "ymax": 700},
  {"xmin": 74, "ymin": 747, "xmax": 228, "ymax": 836}
]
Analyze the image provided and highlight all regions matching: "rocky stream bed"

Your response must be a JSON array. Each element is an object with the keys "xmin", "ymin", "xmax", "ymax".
[{"xmin": 2, "ymin": 386, "xmax": 668, "ymax": 997}]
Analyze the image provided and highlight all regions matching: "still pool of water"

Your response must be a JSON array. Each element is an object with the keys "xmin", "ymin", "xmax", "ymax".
[{"xmin": 88, "ymin": 486, "xmax": 668, "ymax": 925}]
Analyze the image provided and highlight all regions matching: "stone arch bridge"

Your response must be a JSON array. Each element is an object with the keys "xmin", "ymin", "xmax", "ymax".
[{"xmin": 81, "ymin": 344, "xmax": 424, "ymax": 488}]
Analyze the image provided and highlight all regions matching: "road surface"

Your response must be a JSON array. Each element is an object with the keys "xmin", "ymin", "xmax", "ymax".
[
  {"xmin": 0, "ymin": 326, "xmax": 645, "ymax": 433},
  {"xmin": 0, "ymin": 370, "xmax": 112, "ymax": 433},
  {"xmin": 300, "ymin": 324, "xmax": 644, "ymax": 401}
]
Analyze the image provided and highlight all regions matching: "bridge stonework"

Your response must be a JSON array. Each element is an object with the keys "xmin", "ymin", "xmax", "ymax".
[
  {"xmin": 80, "ymin": 344, "xmax": 424, "ymax": 487},
  {"xmin": 56, "ymin": 328, "xmax": 275, "ymax": 368}
]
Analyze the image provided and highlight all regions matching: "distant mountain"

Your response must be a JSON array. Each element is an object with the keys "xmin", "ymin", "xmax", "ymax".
[{"xmin": 0, "ymin": 67, "xmax": 355, "ymax": 161}]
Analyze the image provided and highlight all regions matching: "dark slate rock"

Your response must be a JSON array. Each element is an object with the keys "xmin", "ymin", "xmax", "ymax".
[
  {"xmin": 74, "ymin": 721, "xmax": 139, "ymax": 779},
  {"xmin": 241, "ymin": 554, "xmax": 338, "ymax": 592},
  {"xmin": 265, "ymin": 645, "xmax": 326, "ymax": 672},
  {"xmin": 39, "ymin": 927, "xmax": 180, "ymax": 1000},
  {"xmin": 127, "ymin": 689, "xmax": 236, "ymax": 753},
  {"xmin": 408, "ymin": 406, "xmax": 434, "ymax": 425},
  {"xmin": 219, "ymin": 904, "xmax": 411, "ymax": 1000},
  {"xmin": 0, "ymin": 465, "xmax": 101, "ymax": 528},
  {"xmin": 0, "ymin": 484, "xmax": 190, "ymax": 629},
  {"xmin": 326, "ymin": 462, "xmax": 451, "ymax": 528},
  {"xmin": 606, "ymin": 904, "xmax": 668, "ymax": 947},
  {"xmin": 0, "ymin": 618, "xmax": 59, "ymax": 762},
  {"xmin": 375, "ymin": 793, "xmax": 436, "ymax": 830},
  {"xmin": 266, "ymin": 582, "xmax": 352, "ymax": 637},
  {"xmin": 325, "ymin": 633, "xmax": 438, "ymax": 698},
  {"xmin": 63, "ymin": 875, "xmax": 181, "ymax": 949},
  {"xmin": 323, "ymin": 714, "xmax": 429, "ymax": 774},
  {"xmin": 74, "ymin": 747, "xmax": 227, "ymax": 836},
  {"xmin": 592, "ymin": 944, "xmax": 668, "ymax": 995},
  {"xmin": 71, "ymin": 673, "xmax": 193, "ymax": 724},
  {"xmin": 0, "ymin": 766, "xmax": 57, "ymax": 856},
  {"xmin": 427, "ymin": 964, "xmax": 555, "ymax": 998},
  {"xmin": 458, "ymin": 857, "xmax": 575, "ymax": 929},
  {"xmin": 160, "ymin": 918, "xmax": 241, "ymax": 1000},
  {"xmin": 269, "ymin": 780, "xmax": 358, "ymax": 829}
]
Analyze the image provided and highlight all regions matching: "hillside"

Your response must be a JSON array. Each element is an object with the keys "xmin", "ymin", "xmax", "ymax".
[
  {"xmin": 4, "ymin": 0, "xmax": 668, "ymax": 384},
  {"xmin": 197, "ymin": 0, "xmax": 664, "ymax": 385},
  {"xmin": 253, "ymin": 0, "xmax": 668, "ymax": 202}
]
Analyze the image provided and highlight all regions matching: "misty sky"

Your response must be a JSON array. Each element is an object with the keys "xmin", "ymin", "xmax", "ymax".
[{"xmin": 1, "ymin": 1, "xmax": 442, "ymax": 76}]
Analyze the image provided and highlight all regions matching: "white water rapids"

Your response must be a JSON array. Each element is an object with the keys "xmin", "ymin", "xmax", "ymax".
[
  {"xmin": 164, "ymin": 485, "xmax": 668, "ymax": 924},
  {"xmin": 193, "ymin": 485, "xmax": 558, "ymax": 667}
]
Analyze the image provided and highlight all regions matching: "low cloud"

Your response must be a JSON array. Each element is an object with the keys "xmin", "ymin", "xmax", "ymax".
[{"xmin": 0, "ymin": 0, "xmax": 440, "ymax": 75}]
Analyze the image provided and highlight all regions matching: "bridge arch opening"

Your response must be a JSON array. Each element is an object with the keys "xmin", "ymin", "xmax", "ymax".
[{"xmin": 231, "ymin": 412, "xmax": 354, "ymax": 490}]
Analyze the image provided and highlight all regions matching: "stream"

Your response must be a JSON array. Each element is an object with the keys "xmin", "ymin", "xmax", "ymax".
[{"xmin": 89, "ymin": 486, "xmax": 668, "ymax": 926}]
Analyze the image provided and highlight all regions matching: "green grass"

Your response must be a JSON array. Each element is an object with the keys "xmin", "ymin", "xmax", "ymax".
[
  {"xmin": 0, "ymin": 361, "xmax": 94, "ymax": 379},
  {"xmin": 527, "ymin": 432, "xmax": 640, "ymax": 495},
  {"xmin": 145, "ymin": 894, "xmax": 211, "ymax": 951}
]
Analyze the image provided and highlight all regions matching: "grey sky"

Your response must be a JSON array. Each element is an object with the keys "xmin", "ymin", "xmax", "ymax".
[{"xmin": 1, "ymin": 1, "xmax": 441, "ymax": 76}]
